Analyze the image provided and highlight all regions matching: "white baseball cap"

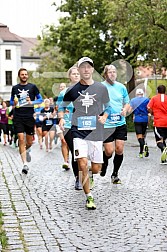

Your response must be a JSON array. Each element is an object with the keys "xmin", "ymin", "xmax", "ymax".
[
  {"xmin": 136, "ymin": 88, "xmax": 144, "ymax": 95},
  {"xmin": 77, "ymin": 57, "xmax": 94, "ymax": 67}
]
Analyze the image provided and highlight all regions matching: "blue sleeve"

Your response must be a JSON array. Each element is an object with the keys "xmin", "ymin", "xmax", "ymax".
[
  {"xmin": 32, "ymin": 93, "xmax": 43, "ymax": 105},
  {"xmin": 10, "ymin": 96, "xmax": 14, "ymax": 106},
  {"xmin": 10, "ymin": 87, "xmax": 15, "ymax": 106}
]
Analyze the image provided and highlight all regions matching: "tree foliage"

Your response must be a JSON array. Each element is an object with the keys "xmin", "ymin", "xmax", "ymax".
[
  {"xmin": 50, "ymin": 0, "xmax": 167, "ymax": 70},
  {"xmin": 104, "ymin": 0, "xmax": 167, "ymax": 66},
  {"xmin": 29, "ymin": 37, "xmax": 66, "ymax": 98},
  {"xmin": 31, "ymin": 0, "xmax": 167, "ymax": 95}
]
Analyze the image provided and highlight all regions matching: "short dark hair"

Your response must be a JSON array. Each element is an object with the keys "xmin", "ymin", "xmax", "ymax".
[
  {"xmin": 18, "ymin": 68, "xmax": 28, "ymax": 76},
  {"xmin": 157, "ymin": 85, "xmax": 166, "ymax": 94}
]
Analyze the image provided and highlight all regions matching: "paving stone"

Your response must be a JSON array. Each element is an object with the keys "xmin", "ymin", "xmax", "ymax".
[
  {"xmin": 27, "ymin": 245, "xmax": 48, "ymax": 251},
  {"xmin": 1, "ymin": 132, "xmax": 167, "ymax": 251}
]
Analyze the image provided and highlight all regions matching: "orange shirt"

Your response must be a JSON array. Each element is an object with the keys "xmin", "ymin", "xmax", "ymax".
[{"xmin": 147, "ymin": 94, "xmax": 167, "ymax": 127}]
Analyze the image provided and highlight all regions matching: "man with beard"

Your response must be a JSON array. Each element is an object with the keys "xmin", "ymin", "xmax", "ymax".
[{"xmin": 10, "ymin": 68, "xmax": 43, "ymax": 174}]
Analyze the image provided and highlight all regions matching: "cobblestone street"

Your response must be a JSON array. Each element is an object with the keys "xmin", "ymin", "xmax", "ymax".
[{"xmin": 0, "ymin": 132, "xmax": 167, "ymax": 252}]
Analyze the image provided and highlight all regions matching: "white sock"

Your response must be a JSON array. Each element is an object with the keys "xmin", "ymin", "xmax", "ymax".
[{"xmin": 86, "ymin": 193, "xmax": 93, "ymax": 198}]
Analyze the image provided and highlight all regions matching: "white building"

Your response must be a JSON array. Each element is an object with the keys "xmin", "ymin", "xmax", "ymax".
[{"xmin": 0, "ymin": 23, "xmax": 40, "ymax": 101}]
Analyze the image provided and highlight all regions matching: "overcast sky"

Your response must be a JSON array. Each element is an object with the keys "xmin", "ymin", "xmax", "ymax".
[{"xmin": 0, "ymin": 0, "xmax": 63, "ymax": 37}]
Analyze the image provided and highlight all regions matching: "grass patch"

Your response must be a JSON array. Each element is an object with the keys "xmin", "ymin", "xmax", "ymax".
[
  {"xmin": 0, "ymin": 205, "xmax": 8, "ymax": 249},
  {"xmin": 147, "ymin": 79, "xmax": 167, "ymax": 98}
]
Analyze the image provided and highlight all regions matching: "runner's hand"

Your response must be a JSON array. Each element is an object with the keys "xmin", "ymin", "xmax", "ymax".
[
  {"xmin": 59, "ymin": 118, "xmax": 65, "ymax": 131},
  {"xmin": 26, "ymin": 96, "xmax": 32, "ymax": 104},
  {"xmin": 98, "ymin": 115, "xmax": 107, "ymax": 124}
]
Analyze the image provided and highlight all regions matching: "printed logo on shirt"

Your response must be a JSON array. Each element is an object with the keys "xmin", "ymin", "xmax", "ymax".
[
  {"xmin": 78, "ymin": 92, "xmax": 96, "ymax": 114},
  {"xmin": 18, "ymin": 89, "xmax": 29, "ymax": 106}
]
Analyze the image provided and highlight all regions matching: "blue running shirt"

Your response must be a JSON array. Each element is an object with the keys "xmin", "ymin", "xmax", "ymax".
[
  {"xmin": 130, "ymin": 97, "xmax": 150, "ymax": 123},
  {"xmin": 102, "ymin": 81, "xmax": 130, "ymax": 128}
]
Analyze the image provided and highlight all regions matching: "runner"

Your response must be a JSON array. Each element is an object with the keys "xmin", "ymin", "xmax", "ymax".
[
  {"xmin": 40, "ymin": 99, "xmax": 55, "ymax": 152},
  {"xmin": 100, "ymin": 64, "xmax": 130, "ymax": 184},
  {"xmin": 147, "ymin": 85, "xmax": 167, "ymax": 163},
  {"xmin": 60, "ymin": 66, "xmax": 82, "ymax": 189},
  {"xmin": 56, "ymin": 83, "xmax": 70, "ymax": 169},
  {"xmin": 59, "ymin": 57, "xmax": 111, "ymax": 209},
  {"xmin": 34, "ymin": 103, "xmax": 44, "ymax": 149},
  {"xmin": 7, "ymin": 107, "xmax": 18, "ymax": 148},
  {"xmin": 10, "ymin": 68, "xmax": 43, "ymax": 174},
  {"xmin": 0, "ymin": 101, "xmax": 8, "ymax": 145},
  {"xmin": 129, "ymin": 88, "xmax": 150, "ymax": 158},
  {"xmin": 6, "ymin": 104, "xmax": 15, "ymax": 145}
]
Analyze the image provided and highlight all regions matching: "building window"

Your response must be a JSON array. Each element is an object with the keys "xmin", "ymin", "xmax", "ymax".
[
  {"xmin": 5, "ymin": 50, "xmax": 11, "ymax": 60},
  {"xmin": 6, "ymin": 71, "xmax": 12, "ymax": 85}
]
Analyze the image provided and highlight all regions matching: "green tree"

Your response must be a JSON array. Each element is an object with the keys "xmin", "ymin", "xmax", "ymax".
[
  {"xmin": 105, "ymin": 0, "xmax": 167, "ymax": 66},
  {"xmin": 29, "ymin": 37, "xmax": 66, "ymax": 98},
  {"xmin": 36, "ymin": 0, "xmax": 167, "ymax": 93},
  {"xmin": 47, "ymin": 0, "xmax": 116, "ymax": 73}
]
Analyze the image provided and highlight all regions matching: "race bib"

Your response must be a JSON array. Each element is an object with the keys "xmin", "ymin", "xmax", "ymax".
[
  {"xmin": 18, "ymin": 93, "xmax": 28, "ymax": 107},
  {"xmin": 108, "ymin": 113, "xmax": 121, "ymax": 123},
  {"xmin": 46, "ymin": 120, "xmax": 53, "ymax": 126},
  {"xmin": 78, "ymin": 116, "xmax": 96, "ymax": 130}
]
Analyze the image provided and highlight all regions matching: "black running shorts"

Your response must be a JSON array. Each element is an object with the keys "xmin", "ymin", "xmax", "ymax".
[
  {"xmin": 134, "ymin": 122, "xmax": 148, "ymax": 135},
  {"xmin": 13, "ymin": 117, "xmax": 35, "ymax": 135},
  {"xmin": 154, "ymin": 127, "xmax": 167, "ymax": 142},
  {"xmin": 103, "ymin": 124, "xmax": 127, "ymax": 143}
]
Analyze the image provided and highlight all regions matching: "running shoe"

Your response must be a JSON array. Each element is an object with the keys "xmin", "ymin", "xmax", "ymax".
[
  {"xmin": 22, "ymin": 165, "xmax": 29, "ymax": 174},
  {"xmin": 139, "ymin": 153, "xmax": 143, "ymax": 158},
  {"xmin": 54, "ymin": 136, "xmax": 58, "ymax": 145},
  {"xmin": 62, "ymin": 162, "xmax": 70, "ymax": 170},
  {"xmin": 160, "ymin": 160, "xmax": 167, "ymax": 165},
  {"xmin": 161, "ymin": 147, "xmax": 167, "ymax": 163},
  {"xmin": 75, "ymin": 177, "xmax": 82, "ymax": 190},
  {"xmin": 89, "ymin": 175, "xmax": 94, "ymax": 190},
  {"xmin": 26, "ymin": 151, "xmax": 31, "ymax": 162},
  {"xmin": 143, "ymin": 145, "xmax": 149, "ymax": 157},
  {"xmin": 111, "ymin": 175, "xmax": 121, "ymax": 184},
  {"xmin": 86, "ymin": 196, "xmax": 96, "ymax": 210}
]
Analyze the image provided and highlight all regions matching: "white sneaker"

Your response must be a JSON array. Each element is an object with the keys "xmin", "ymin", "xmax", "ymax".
[
  {"xmin": 62, "ymin": 162, "xmax": 70, "ymax": 170},
  {"xmin": 22, "ymin": 164, "xmax": 29, "ymax": 174}
]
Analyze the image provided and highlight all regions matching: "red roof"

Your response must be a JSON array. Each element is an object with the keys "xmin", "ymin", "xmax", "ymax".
[{"xmin": 0, "ymin": 23, "xmax": 39, "ymax": 58}]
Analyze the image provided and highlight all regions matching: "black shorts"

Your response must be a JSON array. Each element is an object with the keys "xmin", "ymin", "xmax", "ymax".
[
  {"xmin": 8, "ymin": 124, "xmax": 15, "ymax": 135},
  {"xmin": 104, "ymin": 124, "xmax": 127, "ymax": 143},
  {"xmin": 154, "ymin": 127, "xmax": 167, "ymax": 142},
  {"xmin": 0, "ymin": 123, "xmax": 8, "ymax": 134},
  {"xmin": 134, "ymin": 122, "xmax": 148, "ymax": 135},
  {"xmin": 35, "ymin": 122, "xmax": 43, "ymax": 128},
  {"xmin": 42, "ymin": 124, "xmax": 54, "ymax": 132},
  {"xmin": 13, "ymin": 117, "xmax": 35, "ymax": 135}
]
